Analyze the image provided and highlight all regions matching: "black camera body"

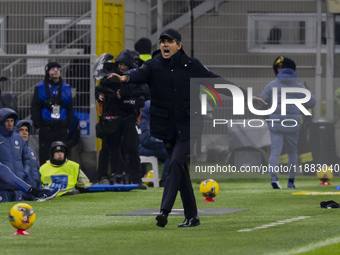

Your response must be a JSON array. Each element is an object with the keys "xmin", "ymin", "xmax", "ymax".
[
  {"xmin": 110, "ymin": 173, "xmax": 131, "ymax": 185},
  {"xmin": 44, "ymin": 96, "xmax": 62, "ymax": 110}
]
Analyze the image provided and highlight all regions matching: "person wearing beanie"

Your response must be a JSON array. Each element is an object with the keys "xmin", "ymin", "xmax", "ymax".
[
  {"xmin": 31, "ymin": 61, "xmax": 73, "ymax": 165},
  {"xmin": 134, "ymin": 37, "xmax": 152, "ymax": 63},
  {"xmin": 260, "ymin": 56, "xmax": 316, "ymax": 189},
  {"xmin": 272, "ymin": 56, "xmax": 296, "ymax": 75},
  {"xmin": 13, "ymin": 120, "xmax": 42, "ymax": 201},
  {"xmin": 0, "ymin": 108, "xmax": 60, "ymax": 202},
  {"xmin": 108, "ymin": 28, "xmax": 266, "ymax": 228},
  {"xmin": 39, "ymin": 141, "xmax": 91, "ymax": 196}
]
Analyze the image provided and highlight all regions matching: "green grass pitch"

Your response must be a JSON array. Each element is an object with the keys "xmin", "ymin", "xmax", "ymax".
[{"xmin": 1, "ymin": 177, "xmax": 340, "ymax": 255}]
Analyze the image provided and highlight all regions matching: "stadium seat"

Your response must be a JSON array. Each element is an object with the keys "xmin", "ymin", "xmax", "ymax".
[{"xmin": 140, "ymin": 156, "xmax": 159, "ymax": 187}]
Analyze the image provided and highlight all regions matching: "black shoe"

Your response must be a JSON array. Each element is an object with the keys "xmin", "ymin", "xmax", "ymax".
[
  {"xmin": 135, "ymin": 184, "xmax": 147, "ymax": 190},
  {"xmin": 178, "ymin": 216, "xmax": 200, "ymax": 227},
  {"xmin": 36, "ymin": 188, "xmax": 60, "ymax": 202},
  {"xmin": 156, "ymin": 213, "xmax": 168, "ymax": 228}
]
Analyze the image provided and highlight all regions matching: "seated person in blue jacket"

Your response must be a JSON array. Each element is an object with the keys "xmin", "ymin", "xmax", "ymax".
[
  {"xmin": 0, "ymin": 108, "xmax": 59, "ymax": 202},
  {"xmin": 15, "ymin": 120, "xmax": 41, "ymax": 189},
  {"xmin": 139, "ymin": 100, "xmax": 169, "ymax": 187},
  {"xmin": 40, "ymin": 141, "xmax": 91, "ymax": 196},
  {"xmin": 14, "ymin": 120, "xmax": 42, "ymax": 201}
]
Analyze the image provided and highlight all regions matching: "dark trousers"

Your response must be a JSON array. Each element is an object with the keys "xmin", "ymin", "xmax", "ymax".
[
  {"xmin": 97, "ymin": 142, "xmax": 110, "ymax": 180},
  {"xmin": 39, "ymin": 126, "xmax": 68, "ymax": 165},
  {"xmin": 97, "ymin": 116, "xmax": 142, "ymax": 183},
  {"xmin": 160, "ymin": 138, "xmax": 197, "ymax": 219}
]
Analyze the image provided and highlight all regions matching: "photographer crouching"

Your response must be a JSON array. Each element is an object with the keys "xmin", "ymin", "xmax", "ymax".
[{"xmin": 95, "ymin": 50, "xmax": 150, "ymax": 189}]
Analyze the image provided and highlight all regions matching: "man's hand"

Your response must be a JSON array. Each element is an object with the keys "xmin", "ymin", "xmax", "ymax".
[
  {"xmin": 107, "ymin": 73, "xmax": 129, "ymax": 83},
  {"xmin": 116, "ymin": 89, "xmax": 121, "ymax": 99},
  {"xmin": 252, "ymin": 96, "xmax": 267, "ymax": 107},
  {"xmin": 99, "ymin": 93, "xmax": 105, "ymax": 101}
]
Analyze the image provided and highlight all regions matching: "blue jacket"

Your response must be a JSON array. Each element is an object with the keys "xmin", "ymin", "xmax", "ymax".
[
  {"xmin": 0, "ymin": 108, "xmax": 30, "ymax": 191},
  {"xmin": 14, "ymin": 120, "xmax": 41, "ymax": 189},
  {"xmin": 139, "ymin": 100, "xmax": 168, "ymax": 157},
  {"xmin": 260, "ymin": 68, "xmax": 316, "ymax": 133},
  {"xmin": 31, "ymin": 79, "xmax": 73, "ymax": 129}
]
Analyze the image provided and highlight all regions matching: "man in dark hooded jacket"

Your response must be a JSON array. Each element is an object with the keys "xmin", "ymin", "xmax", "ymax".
[{"xmin": 95, "ymin": 49, "xmax": 150, "ymax": 188}]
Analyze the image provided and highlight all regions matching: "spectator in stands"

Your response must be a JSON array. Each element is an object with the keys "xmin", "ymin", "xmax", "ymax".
[
  {"xmin": 260, "ymin": 56, "xmax": 316, "ymax": 189},
  {"xmin": 0, "ymin": 108, "xmax": 59, "ymax": 202},
  {"xmin": 0, "ymin": 76, "xmax": 18, "ymax": 112},
  {"xmin": 267, "ymin": 26, "xmax": 282, "ymax": 44},
  {"xmin": 95, "ymin": 50, "xmax": 149, "ymax": 189},
  {"xmin": 108, "ymin": 28, "xmax": 266, "ymax": 228},
  {"xmin": 139, "ymin": 100, "xmax": 169, "ymax": 187},
  {"xmin": 0, "ymin": 76, "xmax": 7, "ymax": 98},
  {"xmin": 31, "ymin": 62, "xmax": 73, "ymax": 165},
  {"xmin": 134, "ymin": 37, "xmax": 152, "ymax": 64},
  {"xmin": 40, "ymin": 141, "xmax": 91, "ymax": 196}
]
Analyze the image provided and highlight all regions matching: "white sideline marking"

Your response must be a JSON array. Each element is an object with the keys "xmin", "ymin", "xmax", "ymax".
[
  {"xmin": 237, "ymin": 216, "xmax": 311, "ymax": 232},
  {"xmin": 269, "ymin": 236, "xmax": 340, "ymax": 255}
]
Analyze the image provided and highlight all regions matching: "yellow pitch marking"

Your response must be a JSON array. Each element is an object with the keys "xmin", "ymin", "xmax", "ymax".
[{"xmin": 292, "ymin": 191, "xmax": 340, "ymax": 195}]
